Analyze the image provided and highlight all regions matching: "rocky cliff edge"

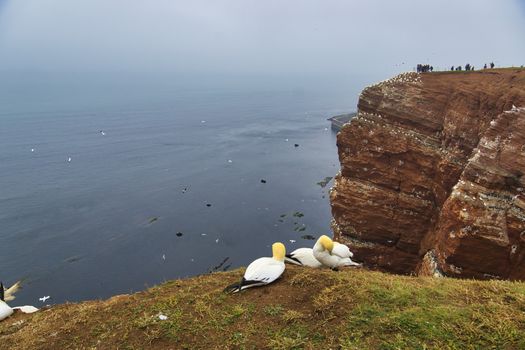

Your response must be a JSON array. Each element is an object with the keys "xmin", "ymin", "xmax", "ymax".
[{"xmin": 331, "ymin": 68, "xmax": 525, "ymax": 280}]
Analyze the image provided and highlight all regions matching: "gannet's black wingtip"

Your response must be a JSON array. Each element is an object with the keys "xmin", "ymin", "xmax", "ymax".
[
  {"xmin": 284, "ymin": 254, "xmax": 302, "ymax": 266},
  {"xmin": 223, "ymin": 283, "xmax": 239, "ymax": 293},
  {"xmin": 223, "ymin": 278, "xmax": 244, "ymax": 294},
  {"xmin": 0, "ymin": 281, "xmax": 4, "ymax": 301},
  {"xmin": 224, "ymin": 278, "xmax": 266, "ymax": 293}
]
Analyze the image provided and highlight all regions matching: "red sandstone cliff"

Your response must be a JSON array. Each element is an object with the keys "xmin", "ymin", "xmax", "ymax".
[{"xmin": 330, "ymin": 68, "xmax": 525, "ymax": 280}]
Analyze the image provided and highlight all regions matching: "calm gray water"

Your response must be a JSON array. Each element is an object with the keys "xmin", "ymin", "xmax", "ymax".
[{"xmin": 0, "ymin": 74, "xmax": 358, "ymax": 305}]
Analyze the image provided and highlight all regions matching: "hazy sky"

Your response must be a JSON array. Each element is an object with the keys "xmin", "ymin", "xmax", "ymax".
[{"xmin": 0, "ymin": 0, "xmax": 524, "ymax": 80}]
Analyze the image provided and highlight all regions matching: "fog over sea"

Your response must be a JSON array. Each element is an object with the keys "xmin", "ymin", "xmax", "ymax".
[{"xmin": 0, "ymin": 73, "xmax": 361, "ymax": 305}]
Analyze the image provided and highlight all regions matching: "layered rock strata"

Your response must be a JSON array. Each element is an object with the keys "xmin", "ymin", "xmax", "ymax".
[{"xmin": 330, "ymin": 69, "xmax": 525, "ymax": 279}]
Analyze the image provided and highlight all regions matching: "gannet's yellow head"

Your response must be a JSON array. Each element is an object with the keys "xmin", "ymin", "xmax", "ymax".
[
  {"xmin": 318, "ymin": 235, "xmax": 334, "ymax": 252},
  {"xmin": 272, "ymin": 242, "xmax": 286, "ymax": 261}
]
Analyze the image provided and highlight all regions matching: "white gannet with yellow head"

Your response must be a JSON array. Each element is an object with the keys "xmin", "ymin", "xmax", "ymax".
[
  {"xmin": 285, "ymin": 248, "xmax": 323, "ymax": 268},
  {"xmin": 0, "ymin": 281, "xmax": 39, "ymax": 321},
  {"xmin": 224, "ymin": 242, "xmax": 286, "ymax": 293},
  {"xmin": 313, "ymin": 235, "xmax": 361, "ymax": 270}
]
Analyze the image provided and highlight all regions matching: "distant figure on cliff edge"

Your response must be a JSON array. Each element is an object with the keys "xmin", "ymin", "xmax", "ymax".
[
  {"xmin": 416, "ymin": 64, "xmax": 433, "ymax": 73},
  {"xmin": 484, "ymin": 63, "xmax": 488, "ymax": 69},
  {"xmin": 451, "ymin": 66, "xmax": 454, "ymax": 71},
  {"xmin": 490, "ymin": 62, "xmax": 495, "ymax": 69}
]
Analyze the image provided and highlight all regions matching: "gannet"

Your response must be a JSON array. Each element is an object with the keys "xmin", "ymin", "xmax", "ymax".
[
  {"xmin": 285, "ymin": 248, "xmax": 323, "ymax": 268},
  {"xmin": 0, "ymin": 282, "xmax": 17, "ymax": 321},
  {"xmin": 0, "ymin": 299, "xmax": 13, "ymax": 321},
  {"xmin": 1, "ymin": 281, "xmax": 20, "ymax": 302},
  {"xmin": 12, "ymin": 305, "xmax": 39, "ymax": 313},
  {"xmin": 0, "ymin": 281, "xmax": 39, "ymax": 322},
  {"xmin": 224, "ymin": 242, "xmax": 286, "ymax": 293},
  {"xmin": 313, "ymin": 235, "xmax": 361, "ymax": 270}
]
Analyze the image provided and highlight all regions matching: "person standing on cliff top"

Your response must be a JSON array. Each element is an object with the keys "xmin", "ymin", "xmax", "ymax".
[{"xmin": 491, "ymin": 62, "xmax": 495, "ymax": 68}]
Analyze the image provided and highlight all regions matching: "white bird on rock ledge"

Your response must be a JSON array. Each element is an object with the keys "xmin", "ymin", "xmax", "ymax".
[
  {"xmin": 224, "ymin": 242, "xmax": 286, "ymax": 293},
  {"xmin": 285, "ymin": 248, "xmax": 323, "ymax": 268},
  {"xmin": 313, "ymin": 235, "xmax": 361, "ymax": 270},
  {"xmin": 0, "ymin": 281, "xmax": 39, "ymax": 321}
]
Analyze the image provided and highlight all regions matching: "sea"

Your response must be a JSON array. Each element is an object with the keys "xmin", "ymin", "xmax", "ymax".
[{"xmin": 0, "ymin": 73, "xmax": 361, "ymax": 305}]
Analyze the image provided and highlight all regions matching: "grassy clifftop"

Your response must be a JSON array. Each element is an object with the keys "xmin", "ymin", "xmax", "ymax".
[{"xmin": 1, "ymin": 266, "xmax": 525, "ymax": 349}]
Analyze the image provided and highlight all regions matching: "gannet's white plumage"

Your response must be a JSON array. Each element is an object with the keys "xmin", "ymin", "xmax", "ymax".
[
  {"xmin": 13, "ymin": 305, "xmax": 39, "ymax": 313},
  {"xmin": 313, "ymin": 235, "xmax": 361, "ymax": 269},
  {"xmin": 0, "ymin": 281, "xmax": 39, "ymax": 322},
  {"xmin": 224, "ymin": 242, "xmax": 286, "ymax": 293},
  {"xmin": 285, "ymin": 248, "xmax": 323, "ymax": 268},
  {"xmin": 333, "ymin": 241, "xmax": 354, "ymax": 259},
  {"xmin": 0, "ymin": 300, "xmax": 13, "ymax": 321}
]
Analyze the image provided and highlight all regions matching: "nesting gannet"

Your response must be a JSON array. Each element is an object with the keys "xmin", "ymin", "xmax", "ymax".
[
  {"xmin": 285, "ymin": 248, "xmax": 323, "ymax": 268},
  {"xmin": 224, "ymin": 242, "xmax": 286, "ymax": 293},
  {"xmin": 1, "ymin": 281, "xmax": 21, "ymax": 302},
  {"xmin": 0, "ymin": 282, "xmax": 17, "ymax": 321},
  {"xmin": 0, "ymin": 281, "xmax": 38, "ymax": 321},
  {"xmin": 13, "ymin": 305, "xmax": 39, "ymax": 313},
  {"xmin": 313, "ymin": 235, "xmax": 361, "ymax": 270},
  {"xmin": 0, "ymin": 300, "xmax": 12, "ymax": 321}
]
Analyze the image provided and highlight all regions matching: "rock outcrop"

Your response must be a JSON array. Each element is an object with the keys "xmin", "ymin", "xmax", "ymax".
[{"xmin": 330, "ymin": 69, "xmax": 525, "ymax": 280}]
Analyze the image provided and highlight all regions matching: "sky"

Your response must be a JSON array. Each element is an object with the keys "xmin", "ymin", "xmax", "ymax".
[{"xmin": 0, "ymin": 0, "xmax": 524, "ymax": 83}]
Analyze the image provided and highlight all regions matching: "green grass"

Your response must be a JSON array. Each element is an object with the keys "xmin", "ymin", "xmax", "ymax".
[{"xmin": 1, "ymin": 267, "xmax": 525, "ymax": 349}]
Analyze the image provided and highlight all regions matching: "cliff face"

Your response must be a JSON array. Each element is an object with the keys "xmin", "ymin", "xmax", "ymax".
[{"xmin": 331, "ymin": 69, "xmax": 525, "ymax": 279}]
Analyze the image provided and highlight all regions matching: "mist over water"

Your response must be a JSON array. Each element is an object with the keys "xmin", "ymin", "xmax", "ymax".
[
  {"xmin": 0, "ymin": 75, "xmax": 356, "ymax": 304},
  {"xmin": 0, "ymin": 0, "xmax": 524, "ymax": 304}
]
